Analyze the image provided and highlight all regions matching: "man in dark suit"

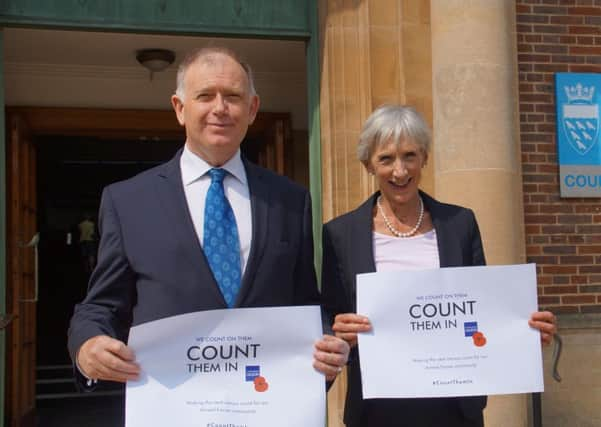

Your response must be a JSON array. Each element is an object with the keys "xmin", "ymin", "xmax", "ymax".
[{"xmin": 68, "ymin": 46, "xmax": 348, "ymax": 386}]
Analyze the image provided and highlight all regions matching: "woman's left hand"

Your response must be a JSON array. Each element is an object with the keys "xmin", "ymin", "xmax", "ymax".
[{"xmin": 528, "ymin": 311, "xmax": 557, "ymax": 345}]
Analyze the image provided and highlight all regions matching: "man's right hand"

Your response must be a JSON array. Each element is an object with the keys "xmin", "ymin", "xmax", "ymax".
[{"xmin": 77, "ymin": 335, "xmax": 140, "ymax": 383}]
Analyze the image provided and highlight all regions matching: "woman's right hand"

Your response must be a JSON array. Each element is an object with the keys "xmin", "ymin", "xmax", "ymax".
[{"xmin": 332, "ymin": 313, "xmax": 372, "ymax": 348}]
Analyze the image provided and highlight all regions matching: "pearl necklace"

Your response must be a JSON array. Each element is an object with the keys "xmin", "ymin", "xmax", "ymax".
[{"xmin": 376, "ymin": 195, "xmax": 424, "ymax": 238}]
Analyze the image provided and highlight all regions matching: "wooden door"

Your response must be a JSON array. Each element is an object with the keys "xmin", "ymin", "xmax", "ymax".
[
  {"xmin": 5, "ymin": 112, "xmax": 37, "ymax": 427},
  {"xmin": 250, "ymin": 114, "xmax": 292, "ymax": 177},
  {"xmin": 260, "ymin": 117, "xmax": 286, "ymax": 175}
]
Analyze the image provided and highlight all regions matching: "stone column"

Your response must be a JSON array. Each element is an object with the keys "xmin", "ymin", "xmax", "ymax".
[
  {"xmin": 318, "ymin": 1, "xmax": 433, "ymax": 426},
  {"xmin": 431, "ymin": 1, "xmax": 528, "ymax": 426},
  {"xmin": 319, "ymin": 0, "xmax": 434, "ymax": 224}
]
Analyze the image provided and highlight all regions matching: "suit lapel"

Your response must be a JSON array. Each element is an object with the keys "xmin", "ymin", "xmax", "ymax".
[
  {"xmin": 154, "ymin": 149, "xmax": 226, "ymax": 305},
  {"xmin": 234, "ymin": 160, "xmax": 269, "ymax": 306},
  {"xmin": 421, "ymin": 190, "xmax": 462, "ymax": 268},
  {"xmin": 345, "ymin": 194, "xmax": 377, "ymax": 311},
  {"xmin": 353, "ymin": 194, "xmax": 377, "ymax": 275}
]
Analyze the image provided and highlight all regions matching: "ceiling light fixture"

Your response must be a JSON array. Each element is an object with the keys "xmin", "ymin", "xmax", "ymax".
[{"xmin": 136, "ymin": 48, "xmax": 175, "ymax": 80}]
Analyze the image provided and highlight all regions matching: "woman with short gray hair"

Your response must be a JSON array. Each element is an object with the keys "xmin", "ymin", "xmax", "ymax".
[
  {"xmin": 356, "ymin": 105, "xmax": 431, "ymax": 166},
  {"xmin": 321, "ymin": 104, "xmax": 557, "ymax": 427}
]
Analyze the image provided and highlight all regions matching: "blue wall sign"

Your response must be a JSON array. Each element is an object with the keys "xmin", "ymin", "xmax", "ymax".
[{"xmin": 556, "ymin": 73, "xmax": 601, "ymax": 197}]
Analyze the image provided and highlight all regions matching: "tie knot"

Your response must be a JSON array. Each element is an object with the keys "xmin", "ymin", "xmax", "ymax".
[{"xmin": 209, "ymin": 168, "xmax": 227, "ymax": 184}]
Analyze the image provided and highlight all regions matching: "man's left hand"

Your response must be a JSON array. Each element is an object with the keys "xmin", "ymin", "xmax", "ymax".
[{"xmin": 313, "ymin": 334, "xmax": 350, "ymax": 381}]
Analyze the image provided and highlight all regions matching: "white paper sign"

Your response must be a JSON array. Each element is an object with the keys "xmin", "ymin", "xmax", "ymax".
[
  {"xmin": 357, "ymin": 264, "xmax": 543, "ymax": 398},
  {"xmin": 126, "ymin": 306, "xmax": 325, "ymax": 427}
]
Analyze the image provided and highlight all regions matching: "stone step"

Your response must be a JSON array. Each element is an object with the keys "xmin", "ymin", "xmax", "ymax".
[
  {"xmin": 36, "ymin": 364, "xmax": 124, "ymax": 400},
  {"xmin": 36, "ymin": 364, "xmax": 73, "ymax": 380}
]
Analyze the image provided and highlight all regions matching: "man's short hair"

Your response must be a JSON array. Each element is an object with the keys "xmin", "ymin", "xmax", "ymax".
[{"xmin": 175, "ymin": 46, "xmax": 257, "ymax": 99}]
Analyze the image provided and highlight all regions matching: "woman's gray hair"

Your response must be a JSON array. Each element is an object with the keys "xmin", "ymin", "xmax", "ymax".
[{"xmin": 357, "ymin": 105, "xmax": 431, "ymax": 165}]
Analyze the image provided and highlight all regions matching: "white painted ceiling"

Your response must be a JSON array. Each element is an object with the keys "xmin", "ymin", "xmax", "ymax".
[{"xmin": 3, "ymin": 28, "xmax": 309, "ymax": 129}]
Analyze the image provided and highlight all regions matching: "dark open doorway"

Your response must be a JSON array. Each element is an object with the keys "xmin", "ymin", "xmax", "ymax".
[
  {"xmin": 36, "ymin": 136, "xmax": 182, "ymax": 367},
  {"xmin": 35, "ymin": 136, "xmax": 181, "ymax": 426}
]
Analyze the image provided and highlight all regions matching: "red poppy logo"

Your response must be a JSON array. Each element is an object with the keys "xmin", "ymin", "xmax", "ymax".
[
  {"xmin": 472, "ymin": 331, "xmax": 487, "ymax": 347},
  {"xmin": 253, "ymin": 375, "xmax": 269, "ymax": 392}
]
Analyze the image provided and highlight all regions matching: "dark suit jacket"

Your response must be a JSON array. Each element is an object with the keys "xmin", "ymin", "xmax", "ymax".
[
  {"xmin": 68, "ymin": 149, "xmax": 319, "ymax": 369},
  {"xmin": 321, "ymin": 191, "xmax": 487, "ymax": 427}
]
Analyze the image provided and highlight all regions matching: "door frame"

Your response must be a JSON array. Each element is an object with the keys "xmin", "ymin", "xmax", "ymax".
[
  {"xmin": 0, "ymin": 29, "xmax": 7, "ymax": 427},
  {"xmin": 5, "ymin": 112, "xmax": 37, "ymax": 427},
  {"xmin": 0, "ymin": 3, "xmax": 322, "ymax": 424}
]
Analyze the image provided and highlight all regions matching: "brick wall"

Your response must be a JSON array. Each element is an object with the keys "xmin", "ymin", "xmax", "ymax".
[{"xmin": 516, "ymin": 0, "xmax": 601, "ymax": 314}]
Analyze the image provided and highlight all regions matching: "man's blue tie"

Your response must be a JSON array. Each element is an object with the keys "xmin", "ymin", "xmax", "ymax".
[{"xmin": 203, "ymin": 168, "xmax": 241, "ymax": 307}]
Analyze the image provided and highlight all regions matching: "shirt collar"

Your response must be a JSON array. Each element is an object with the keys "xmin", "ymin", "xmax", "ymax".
[{"xmin": 181, "ymin": 145, "xmax": 247, "ymax": 186}]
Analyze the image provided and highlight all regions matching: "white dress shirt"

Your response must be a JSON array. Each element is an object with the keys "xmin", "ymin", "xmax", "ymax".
[{"xmin": 180, "ymin": 145, "xmax": 252, "ymax": 274}]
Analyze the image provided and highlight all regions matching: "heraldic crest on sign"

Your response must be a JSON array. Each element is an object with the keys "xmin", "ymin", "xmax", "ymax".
[{"xmin": 561, "ymin": 82, "xmax": 599, "ymax": 156}]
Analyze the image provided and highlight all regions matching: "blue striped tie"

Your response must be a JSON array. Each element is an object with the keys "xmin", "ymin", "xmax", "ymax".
[{"xmin": 203, "ymin": 168, "xmax": 241, "ymax": 307}]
